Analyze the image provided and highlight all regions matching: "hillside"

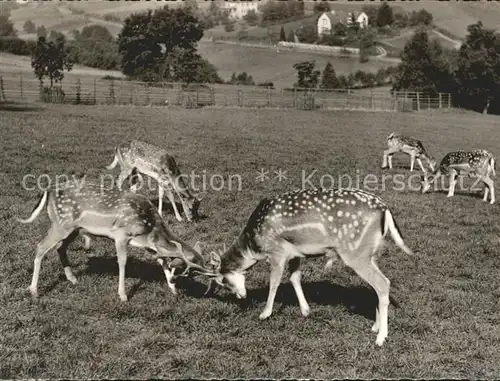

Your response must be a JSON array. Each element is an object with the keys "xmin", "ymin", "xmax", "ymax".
[{"xmin": 7, "ymin": 0, "xmax": 500, "ymax": 40}]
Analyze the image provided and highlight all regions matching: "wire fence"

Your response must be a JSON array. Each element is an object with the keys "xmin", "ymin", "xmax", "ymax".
[{"xmin": 0, "ymin": 74, "xmax": 453, "ymax": 112}]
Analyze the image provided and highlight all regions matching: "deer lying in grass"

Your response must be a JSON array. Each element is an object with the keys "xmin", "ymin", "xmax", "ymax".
[
  {"xmin": 17, "ymin": 180, "xmax": 209, "ymax": 301},
  {"xmin": 382, "ymin": 133, "xmax": 436, "ymax": 173},
  {"xmin": 421, "ymin": 149, "xmax": 496, "ymax": 204},
  {"xmin": 106, "ymin": 140, "xmax": 202, "ymax": 222},
  {"xmin": 202, "ymin": 188, "xmax": 414, "ymax": 347}
]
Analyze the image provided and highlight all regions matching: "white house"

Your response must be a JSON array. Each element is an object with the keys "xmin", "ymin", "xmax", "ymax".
[
  {"xmin": 347, "ymin": 11, "xmax": 369, "ymax": 29},
  {"xmin": 220, "ymin": 1, "xmax": 260, "ymax": 20},
  {"xmin": 317, "ymin": 10, "xmax": 368, "ymax": 36}
]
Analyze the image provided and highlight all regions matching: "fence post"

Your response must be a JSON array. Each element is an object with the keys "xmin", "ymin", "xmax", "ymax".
[
  {"xmin": 370, "ymin": 89, "xmax": 374, "ymax": 110},
  {"xmin": 293, "ymin": 87, "xmax": 297, "ymax": 108},
  {"xmin": 237, "ymin": 88, "xmax": 242, "ymax": 107},
  {"xmin": 93, "ymin": 79, "xmax": 97, "ymax": 105},
  {"xmin": 347, "ymin": 88, "xmax": 351, "ymax": 109},
  {"xmin": 448, "ymin": 93, "xmax": 451, "ymax": 109},
  {"xmin": 0, "ymin": 76, "xmax": 5, "ymax": 102},
  {"xmin": 416, "ymin": 92, "xmax": 420, "ymax": 111},
  {"xmin": 19, "ymin": 75, "xmax": 23, "ymax": 101},
  {"xmin": 438, "ymin": 93, "xmax": 442, "ymax": 109},
  {"xmin": 428, "ymin": 95, "xmax": 430, "ymax": 110},
  {"xmin": 267, "ymin": 86, "xmax": 271, "ymax": 107}
]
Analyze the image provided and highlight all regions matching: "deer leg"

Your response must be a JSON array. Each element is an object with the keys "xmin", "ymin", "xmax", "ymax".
[
  {"xmin": 115, "ymin": 238, "xmax": 129, "ymax": 302},
  {"xmin": 57, "ymin": 230, "xmax": 80, "ymax": 284},
  {"xmin": 117, "ymin": 168, "xmax": 133, "ymax": 191},
  {"xmin": 259, "ymin": 253, "xmax": 287, "ymax": 320},
  {"xmin": 416, "ymin": 157, "xmax": 426, "ymax": 173},
  {"xmin": 288, "ymin": 257, "xmax": 310, "ymax": 317},
  {"xmin": 349, "ymin": 257, "xmax": 391, "ymax": 347},
  {"xmin": 157, "ymin": 258, "xmax": 177, "ymax": 295},
  {"xmin": 382, "ymin": 149, "xmax": 397, "ymax": 169},
  {"xmin": 28, "ymin": 227, "xmax": 72, "ymax": 298},
  {"xmin": 482, "ymin": 176, "xmax": 495, "ymax": 204},
  {"xmin": 164, "ymin": 186, "xmax": 183, "ymax": 222},
  {"xmin": 447, "ymin": 172, "xmax": 458, "ymax": 198},
  {"xmin": 410, "ymin": 154, "xmax": 415, "ymax": 172}
]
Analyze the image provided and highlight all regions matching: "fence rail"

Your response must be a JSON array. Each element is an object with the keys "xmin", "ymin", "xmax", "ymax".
[{"xmin": 0, "ymin": 74, "xmax": 452, "ymax": 112}]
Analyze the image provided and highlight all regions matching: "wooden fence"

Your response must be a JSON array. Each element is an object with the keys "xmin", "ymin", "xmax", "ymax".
[{"xmin": 0, "ymin": 75, "xmax": 452, "ymax": 112}]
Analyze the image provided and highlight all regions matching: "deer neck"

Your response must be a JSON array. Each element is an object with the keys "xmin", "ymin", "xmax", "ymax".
[{"xmin": 220, "ymin": 234, "xmax": 259, "ymax": 274}]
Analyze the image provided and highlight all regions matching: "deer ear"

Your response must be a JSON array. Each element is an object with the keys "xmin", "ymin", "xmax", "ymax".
[{"xmin": 194, "ymin": 241, "xmax": 202, "ymax": 255}]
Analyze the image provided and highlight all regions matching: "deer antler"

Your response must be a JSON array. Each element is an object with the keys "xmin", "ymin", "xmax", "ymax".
[{"xmin": 171, "ymin": 240, "xmax": 217, "ymax": 277}]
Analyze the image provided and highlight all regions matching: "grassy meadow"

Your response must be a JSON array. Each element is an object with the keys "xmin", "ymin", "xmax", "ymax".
[{"xmin": 1, "ymin": 104, "xmax": 500, "ymax": 378}]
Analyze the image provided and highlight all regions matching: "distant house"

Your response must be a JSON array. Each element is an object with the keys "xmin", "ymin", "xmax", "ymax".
[
  {"xmin": 220, "ymin": 1, "xmax": 260, "ymax": 20},
  {"xmin": 317, "ymin": 10, "xmax": 368, "ymax": 36},
  {"xmin": 347, "ymin": 11, "xmax": 369, "ymax": 29}
]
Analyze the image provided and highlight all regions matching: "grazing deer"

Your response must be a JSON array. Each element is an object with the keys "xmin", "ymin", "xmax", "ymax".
[
  {"xmin": 17, "ymin": 180, "xmax": 209, "ymax": 302},
  {"xmin": 382, "ymin": 133, "xmax": 436, "ymax": 173},
  {"xmin": 106, "ymin": 140, "xmax": 202, "ymax": 222},
  {"xmin": 202, "ymin": 188, "xmax": 415, "ymax": 347},
  {"xmin": 421, "ymin": 149, "xmax": 496, "ymax": 203}
]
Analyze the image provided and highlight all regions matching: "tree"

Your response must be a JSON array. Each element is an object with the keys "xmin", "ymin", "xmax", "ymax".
[
  {"xmin": 376, "ymin": 3, "xmax": 393, "ymax": 27},
  {"xmin": 348, "ymin": 13, "xmax": 359, "ymax": 33},
  {"xmin": 48, "ymin": 30, "xmax": 65, "ymax": 43},
  {"xmin": 410, "ymin": 9, "xmax": 433, "ymax": 27},
  {"xmin": 293, "ymin": 61, "xmax": 320, "ymax": 89},
  {"xmin": 314, "ymin": 2, "xmax": 330, "ymax": 14},
  {"xmin": 36, "ymin": 25, "xmax": 47, "ymax": 38},
  {"xmin": 333, "ymin": 22, "xmax": 348, "ymax": 37},
  {"xmin": 67, "ymin": 25, "xmax": 120, "ymax": 70},
  {"xmin": 320, "ymin": 62, "xmax": 338, "ymax": 89},
  {"xmin": 279, "ymin": 26, "xmax": 286, "ymax": 41},
  {"xmin": 0, "ymin": 15, "xmax": 16, "ymax": 37},
  {"xmin": 31, "ymin": 36, "xmax": 73, "ymax": 87},
  {"xmin": 454, "ymin": 22, "xmax": 500, "ymax": 113},
  {"xmin": 117, "ymin": 6, "xmax": 204, "ymax": 81},
  {"xmin": 362, "ymin": 5, "xmax": 378, "ymax": 24},
  {"xmin": 295, "ymin": 24, "xmax": 317, "ymax": 44},
  {"xmin": 359, "ymin": 28, "xmax": 375, "ymax": 63},
  {"xmin": 392, "ymin": 29, "xmax": 453, "ymax": 95},
  {"xmin": 243, "ymin": 9, "xmax": 258, "ymax": 26},
  {"xmin": 287, "ymin": 29, "xmax": 295, "ymax": 42},
  {"xmin": 23, "ymin": 20, "xmax": 36, "ymax": 34}
]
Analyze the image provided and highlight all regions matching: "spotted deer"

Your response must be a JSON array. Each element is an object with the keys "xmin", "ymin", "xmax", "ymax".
[
  {"xmin": 382, "ymin": 133, "xmax": 436, "ymax": 173},
  {"xmin": 17, "ymin": 180, "xmax": 209, "ymax": 302},
  {"xmin": 421, "ymin": 149, "xmax": 496, "ymax": 203},
  {"xmin": 201, "ymin": 188, "xmax": 415, "ymax": 347},
  {"xmin": 106, "ymin": 140, "xmax": 202, "ymax": 222}
]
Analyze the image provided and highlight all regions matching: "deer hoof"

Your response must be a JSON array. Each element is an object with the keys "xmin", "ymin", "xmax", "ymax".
[{"xmin": 259, "ymin": 309, "xmax": 272, "ymax": 320}]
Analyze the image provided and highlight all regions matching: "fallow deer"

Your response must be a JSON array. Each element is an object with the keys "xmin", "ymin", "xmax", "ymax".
[
  {"xmin": 106, "ymin": 140, "xmax": 202, "ymax": 222},
  {"xmin": 421, "ymin": 149, "xmax": 496, "ymax": 203},
  {"xmin": 382, "ymin": 133, "xmax": 436, "ymax": 173},
  {"xmin": 17, "ymin": 180, "xmax": 209, "ymax": 301},
  {"xmin": 202, "ymin": 188, "xmax": 415, "ymax": 347}
]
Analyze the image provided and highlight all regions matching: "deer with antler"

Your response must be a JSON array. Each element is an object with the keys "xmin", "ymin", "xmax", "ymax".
[
  {"xmin": 382, "ymin": 133, "xmax": 436, "ymax": 173},
  {"xmin": 106, "ymin": 140, "xmax": 203, "ymax": 222},
  {"xmin": 421, "ymin": 149, "xmax": 496, "ymax": 203},
  {"xmin": 17, "ymin": 180, "xmax": 209, "ymax": 301},
  {"xmin": 201, "ymin": 188, "xmax": 414, "ymax": 347}
]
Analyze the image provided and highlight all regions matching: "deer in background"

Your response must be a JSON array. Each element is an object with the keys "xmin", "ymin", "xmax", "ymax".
[
  {"xmin": 17, "ymin": 180, "xmax": 209, "ymax": 301},
  {"xmin": 201, "ymin": 188, "xmax": 415, "ymax": 347},
  {"xmin": 106, "ymin": 140, "xmax": 203, "ymax": 222},
  {"xmin": 421, "ymin": 149, "xmax": 496, "ymax": 204},
  {"xmin": 382, "ymin": 133, "xmax": 436, "ymax": 173}
]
